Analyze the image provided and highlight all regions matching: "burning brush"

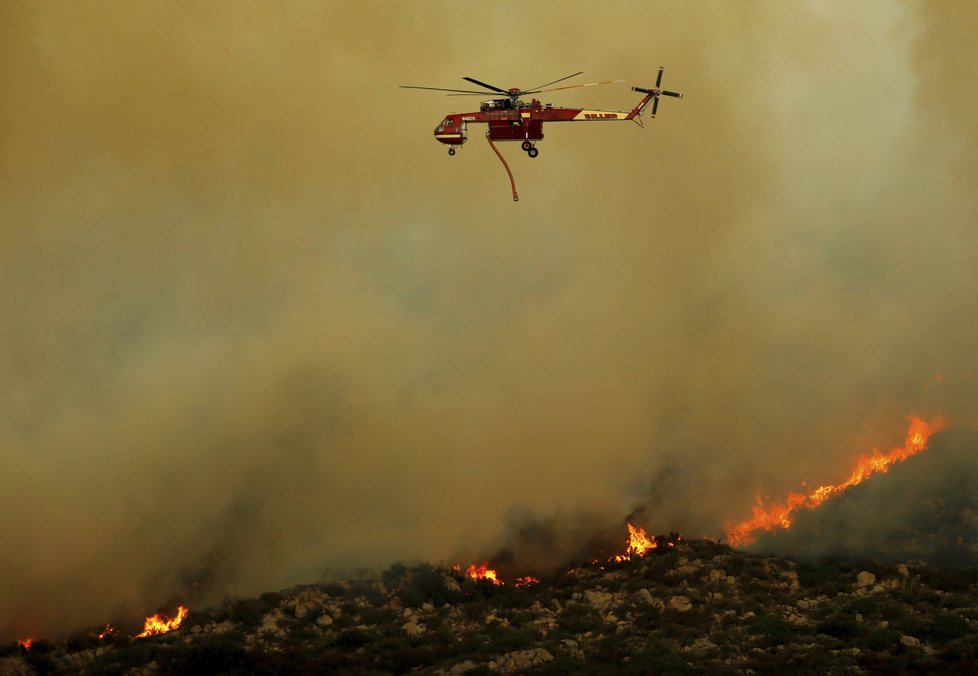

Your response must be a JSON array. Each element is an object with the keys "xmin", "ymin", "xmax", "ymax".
[{"xmin": 725, "ymin": 415, "xmax": 948, "ymax": 546}]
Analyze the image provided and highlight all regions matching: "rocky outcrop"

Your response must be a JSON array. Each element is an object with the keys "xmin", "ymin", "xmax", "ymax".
[{"xmin": 5, "ymin": 540, "xmax": 978, "ymax": 674}]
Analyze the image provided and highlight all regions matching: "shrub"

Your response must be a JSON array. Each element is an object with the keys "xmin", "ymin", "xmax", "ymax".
[
  {"xmin": 159, "ymin": 631, "xmax": 251, "ymax": 675},
  {"xmin": 817, "ymin": 612, "xmax": 862, "ymax": 640},
  {"xmin": 484, "ymin": 625, "xmax": 537, "ymax": 653},
  {"xmin": 398, "ymin": 564, "xmax": 462, "ymax": 608},
  {"xmin": 89, "ymin": 641, "xmax": 160, "ymax": 676},
  {"xmin": 922, "ymin": 613, "xmax": 970, "ymax": 645},
  {"xmin": 746, "ymin": 613, "xmax": 795, "ymax": 648},
  {"xmin": 557, "ymin": 603, "xmax": 599, "ymax": 634},
  {"xmin": 862, "ymin": 627, "xmax": 901, "ymax": 651},
  {"xmin": 333, "ymin": 628, "xmax": 374, "ymax": 650}
]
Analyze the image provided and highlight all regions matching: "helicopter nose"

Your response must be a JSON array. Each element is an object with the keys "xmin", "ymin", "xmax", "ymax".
[{"xmin": 434, "ymin": 120, "xmax": 463, "ymax": 144}]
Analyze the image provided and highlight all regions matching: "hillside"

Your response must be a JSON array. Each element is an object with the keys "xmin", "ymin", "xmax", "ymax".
[
  {"xmin": 750, "ymin": 427, "xmax": 978, "ymax": 566},
  {"xmin": 5, "ymin": 537, "xmax": 978, "ymax": 675},
  {"xmin": 5, "ymin": 428, "xmax": 978, "ymax": 674}
]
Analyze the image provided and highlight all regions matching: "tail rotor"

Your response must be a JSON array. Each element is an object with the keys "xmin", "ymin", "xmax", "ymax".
[{"xmin": 632, "ymin": 67, "xmax": 683, "ymax": 118}]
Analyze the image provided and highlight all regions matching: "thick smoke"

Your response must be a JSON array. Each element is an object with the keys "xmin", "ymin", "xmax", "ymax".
[{"xmin": 1, "ymin": 1, "xmax": 976, "ymax": 640}]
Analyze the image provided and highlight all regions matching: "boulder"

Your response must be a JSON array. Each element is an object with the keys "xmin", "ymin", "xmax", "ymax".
[
  {"xmin": 495, "ymin": 648, "xmax": 554, "ymax": 673},
  {"xmin": 633, "ymin": 588, "xmax": 655, "ymax": 605},
  {"xmin": 402, "ymin": 620, "xmax": 425, "ymax": 637},
  {"xmin": 316, "ymin": 614, "xmax": 334, "ymax": 628},
  {"xmin": 669, "ymin": 595, "xmax": 693, "ymax": 612},
  {"xmin": 584, "ymin": 589, "xmax": 614, "ymax": 610},
  {"xmin": 900, "ymin": 635, "xmax": 921, "ymax": 649},
  {"xmin": 854, "ymin": 571, "xmax": 876, "ymax": 589}
]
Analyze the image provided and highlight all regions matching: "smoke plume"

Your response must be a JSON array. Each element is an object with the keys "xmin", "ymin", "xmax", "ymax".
[{"xmin": 1, "ymin": 1, "xmax": 976, "ymax": 640}]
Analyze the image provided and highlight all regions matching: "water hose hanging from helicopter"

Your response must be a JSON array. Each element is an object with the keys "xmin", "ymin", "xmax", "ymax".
[{"xmin": 485, "ymin": 131, "xmax": 519, "ymax": 202}]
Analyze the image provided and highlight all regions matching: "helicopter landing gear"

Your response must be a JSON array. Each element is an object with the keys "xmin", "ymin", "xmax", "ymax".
[
  {"xmin": 527, "ymin": 146, "xmax": 539, "ymax": 158},
  {"xmin": 521, "ymin": 140, "xmax": 532, "ymax": 151},
  {"xmin": 448, "ymin": 147, "xmax": 456, "ymax": 156}
]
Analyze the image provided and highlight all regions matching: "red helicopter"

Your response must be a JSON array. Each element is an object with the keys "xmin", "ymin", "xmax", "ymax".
[{"xmin": 401, "ymin": 69, "xmax": 683, "ymax": 201}]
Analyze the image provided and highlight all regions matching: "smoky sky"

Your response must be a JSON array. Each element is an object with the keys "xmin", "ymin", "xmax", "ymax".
[{"xmin": 1, "ymin": 0, "xmax": 977, "ymax": 640}]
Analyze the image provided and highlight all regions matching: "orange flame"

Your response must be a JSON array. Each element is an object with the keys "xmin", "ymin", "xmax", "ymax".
[
  {"xmin": 626, "ymin": 522, "xmax": 656, "ymax": 556},
  {"xmin": 136, "ymin": 605, "xmax": 188, "ymax": 638},
  {"xmin": 513, "ymin": 576, "xmax": 540, "ymax": 587},
  {"xmin": 97, "ymin": 624, "xmax": 116, "ymax": 640},
  {"xmin": 465, "ymin": 563, "xmax": 502, "ymax": 585},
  {"xmin": 726, "ymin": 416, "xmax": 948, "ymax": 546},
  {"xmin": 612, "ymin": 522, "xmax": 657, "ymax": 562},
  {"xmin": 17, "ymin": 639, "xmax": 32, "ymax": 650}
]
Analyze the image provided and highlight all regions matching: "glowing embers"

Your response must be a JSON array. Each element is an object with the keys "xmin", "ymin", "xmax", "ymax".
[
  {"xmin": 514, "ymin": 576, "xmax": 541, "ymax": 587},
  {"xmin": 465, "ymin": 563, "xmax": 502, "ymax": 586},
  {"xmin": 726, "ymin": 416, "xmax": 949, "ymax": 547},
  {"xmin": 17, "ymin": 638, "xmax": 32, "ymax": 650},
  {"xmin": 136, "ymin": 605, "xmax": 189, "ymax": 638}
]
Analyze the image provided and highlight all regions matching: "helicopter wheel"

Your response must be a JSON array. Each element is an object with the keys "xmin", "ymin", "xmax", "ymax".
[
  {"xmin": 448, "ymin": 147, "xmax": 456, "ymax": 156},
  {"xmin": 521, "ymin": 140, "xmax": 532, "ymax": 151},
  {"xmin": 527, "ymin": 147, "xmax": 539, "ymax": 158}
]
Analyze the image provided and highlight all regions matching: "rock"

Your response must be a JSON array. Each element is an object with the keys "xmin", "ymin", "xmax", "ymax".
[
  {"xmin": 669, "ymin": 595, "xmax": 693, "ymax": 612},
  {"xmin": 900, "ymin": 635, "xmax": 921, "ymax": 649},
  {"xmin": 496, "ymin": 648, "xmax": 554, "ymax": 673},
  {"xmin": 449, "ymin": 660, "xmax": 478, "ymax": 674},
  {"xmin": 212, "ymin": 620, "xmax": 236, "ymax": 634},
  {"xmin": 684, "ymin": 638, "xmax": 716, "ymax": 654},
  {"xmin": 583, "ymin": 589, "xmax": 613, "ymax": 610},
  {"xmin": 633, "ymin": 588, "xmax": 655, "ymax": 605},
  {"xmin": 422, "ymin": 602, "xmax": 435, "ymax": 613},
  {"xmin": 709, "ymin": 569, "xmax": 726, "ymax": 584},
  {"xmin": 897, "ymin": 564, "xmax": 910, "ymax": 579},
  {"xmin": 561, "ymin": 638, "xmax": 584, "ymax": 659},
  {"xmin": 402, "ymin": 621, "xmax": 425, "ymax": 637},
  {"xmin": 854, "ymin": 571, "xmax": 876, "ymax": 589},
  {"xmin": 316, "ymin": 614, "xmax": 334, "ymax": 628}
]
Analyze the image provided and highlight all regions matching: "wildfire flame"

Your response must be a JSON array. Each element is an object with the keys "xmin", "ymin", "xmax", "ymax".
[
  {"xmin": 465, "ymin": 563, "xmax": 502, "ymax": 586},
  {"xmin": 97, "ymin": 624, "xmax": 116, "ymax": 640},
  {"xmin": 726, "ymin": 415, "xmax": 948, "ymax": 546},
  {"xmin": 611, "ymin": 522, "xmax": 657, "ymax": 562},
  {"xmin": 514, "ymin": 576, "xmax": 540, "ymax": 587},
  {"xmin": 17, "ymin": 639, "xmax": 32, "ymax": 650},
  {"xmin": 136, "ymin": 605, "xmax": 188, "ymax": 638}
]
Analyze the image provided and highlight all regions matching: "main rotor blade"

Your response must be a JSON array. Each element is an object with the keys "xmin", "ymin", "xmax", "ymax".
[
  {"xmin": 400, "ymin": 85, "xmax": 510, "ymax": 95},
  {"xmin": 520, "ymin": 71, "xmax": 584, "ymax": 94},
  {"xmin": 524, "ymin": 79, "xmax": 626, "ymax": 95},
  {"xmin": 463, "ymin": 77, "xmax": 510, "ymax": 94},
  {"xmin": 655, "ymin": 67, "xmax": 664, "ymax": 88},
  {"xmin": 661, "ymin": 90, "xmax": 684, "ymax": 98},
  {"xmin": 651, "ymin": 96, "xmax": 660, "ymax": 117}
]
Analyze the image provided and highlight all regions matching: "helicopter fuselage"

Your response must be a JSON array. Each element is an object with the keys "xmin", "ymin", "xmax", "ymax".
[{"xmin": 433, "ymin": 94, "xmax": 652, "ymax": 150}]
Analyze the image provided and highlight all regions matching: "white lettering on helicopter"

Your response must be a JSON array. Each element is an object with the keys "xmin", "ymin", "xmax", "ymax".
[{"xmin": 583, "ymin": 113, "xmax": 619, "ymax": 120}]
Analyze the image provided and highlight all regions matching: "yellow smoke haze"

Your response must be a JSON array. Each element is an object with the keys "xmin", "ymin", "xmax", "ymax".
[{"xmin": 1, "ymin": 0, "xmax": 976, "ymax": 640}]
